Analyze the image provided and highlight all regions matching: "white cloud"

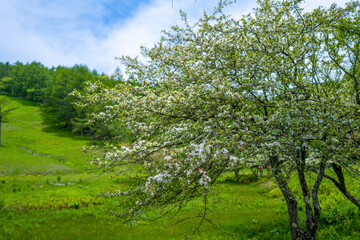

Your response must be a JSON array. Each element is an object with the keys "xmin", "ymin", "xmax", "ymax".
[
  {"xmin": 81, "ymin": 0, "xmax": 257, "ymax": 74},
  {"xmin": 0, "ymin": 0, "xmax": 352, "ymax": 75},
  {"xmin": 302, "ymin": 0, "xmax": 349, "ymax": 11},
  {"xmin": 0, "ymin": 0, "xmax": 256, "ymax": 74}
]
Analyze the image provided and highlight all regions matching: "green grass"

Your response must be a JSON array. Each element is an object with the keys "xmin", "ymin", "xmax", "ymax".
[
  {"xmin": 0, "ymin": 94, "xmax": 359, "ymax": 240},
  {"xmin": 0, "ymin": 96, "xmax": 90, "ymax": 174},
  {"xmin": 0, "ymin": 174, "xmax": 290, "ymax": 240}
]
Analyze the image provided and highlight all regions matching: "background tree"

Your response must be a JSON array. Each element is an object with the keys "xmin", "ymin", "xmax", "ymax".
[
  {"xmin": 0, "ymin": 97, "xmax": 16, "ymax": 147},
  {"xmin": 0, "ymin": 61, "xmax": 103, "ymax": 132}
]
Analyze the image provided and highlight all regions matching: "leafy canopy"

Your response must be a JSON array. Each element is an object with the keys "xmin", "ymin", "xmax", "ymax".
[{"xmin": 74, "ymin": 0, "xmax": 360, "ymax": 238}]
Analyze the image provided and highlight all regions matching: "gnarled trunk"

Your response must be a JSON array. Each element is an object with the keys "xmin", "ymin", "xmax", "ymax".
[
  {"xmin": 324, "ymin": 164, "xmax": 360, "ymax": 210},
  {"xmin": 296, "ymin": 148, "xmax": 326, "ymax": 240},
  {"xmin": 269, "ymin": 155, "xmax": 306, "ymax": 240},
  {"xmin": 271, "ymin": 151, "xmax": 327, "ymax": 240}
]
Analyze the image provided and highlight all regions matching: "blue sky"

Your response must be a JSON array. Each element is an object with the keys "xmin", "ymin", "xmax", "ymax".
[{"xmin": 0, "ymin": 0, "xmax": 350, "ymax": 74}]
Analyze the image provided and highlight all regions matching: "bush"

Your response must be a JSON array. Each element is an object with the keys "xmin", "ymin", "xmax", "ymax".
[
  {"xmin": 12, "ymin": 183, "xmax": 21, "ymax": 193},
  {"xmin": 0, "ymin": 193, "xmax": 4, "ymax": 209}
]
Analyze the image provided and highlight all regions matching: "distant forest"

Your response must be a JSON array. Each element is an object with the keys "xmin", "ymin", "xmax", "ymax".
[{"xmin": 0, "ymin": 61, "xmax": 125, "ymax": 141}]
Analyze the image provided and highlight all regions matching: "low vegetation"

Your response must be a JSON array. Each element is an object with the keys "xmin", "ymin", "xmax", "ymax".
[{"xmin": 0, "ymin": 95, "xmax": 359, "ymax": 239}]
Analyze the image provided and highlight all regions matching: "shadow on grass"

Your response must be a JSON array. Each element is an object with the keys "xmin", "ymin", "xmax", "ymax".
[
  {"xmin": 218, "ymin": 173, "xmax": 259, "ymax": 185},
  {"xmin": 3, "ymin": 94, "xmax": 90, "ymax": 142},
  {"xmin": 1, "ymin": 94, "xmax": 38, "ymax": 107}
]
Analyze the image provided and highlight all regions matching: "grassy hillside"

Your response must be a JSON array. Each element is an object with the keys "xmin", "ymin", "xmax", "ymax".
[
  {"xmin": 0, "ymin": 95, "xmax": 359, "ymax": 240},
  {"xmin": 0, "ymin": 95, "xmax": 90, "ymax": 174}
]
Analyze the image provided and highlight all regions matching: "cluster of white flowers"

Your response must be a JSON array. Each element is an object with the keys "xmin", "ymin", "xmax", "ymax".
[
  {"xmin": 145, "ymin": 171, "xmax": 174, "ymax": 195},
  {"xmin": 199, "ymin": 173, "xmax": 211, "ymax": 187},
  {"xmin": 90, "ymin": 158, "xmax": 108, "ymax": 167}
]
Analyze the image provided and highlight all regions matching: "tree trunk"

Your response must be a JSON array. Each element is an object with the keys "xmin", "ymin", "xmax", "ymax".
[
  {"xmin": 294, "ymin": 148, "xmax": 327, "ymax": 240},
  {"xmin": 311, "ymin": 161, "xmax": 326, "ymax": 236},
  {"xmin": 269, "ymin": 155, "xmax": 306, "ymax": 240},
  {"xmin": 324, "ymin": 164, "xmax": 360, "ymax": 210},
  {"xmin": 296, "ymin": 148, "xmax": 317, "ymax": 240},
  {"xmin": 234, "ymin": 168, "xmax": 239, "ymax": 182}
]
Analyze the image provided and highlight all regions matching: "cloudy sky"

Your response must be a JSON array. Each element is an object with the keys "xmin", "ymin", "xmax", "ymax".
[{"xmin": 0, "ymin": 0, "xmax": 350, "ymax": 75}]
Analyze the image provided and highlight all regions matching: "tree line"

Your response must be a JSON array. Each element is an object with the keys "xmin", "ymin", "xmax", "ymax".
[{"xmin": 0, "ymin": 61, "xmax": 126, "ymax": 141}]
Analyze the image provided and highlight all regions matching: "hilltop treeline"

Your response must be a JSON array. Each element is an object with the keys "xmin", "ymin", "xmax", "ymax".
[{"xmin": 0, "ymin": 61, "xmax": 124, "ymax": 141}]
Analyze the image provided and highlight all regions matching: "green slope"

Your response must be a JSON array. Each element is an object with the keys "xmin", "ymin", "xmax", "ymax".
[{"xmin": 0, "ymin": 95, "xmax": 90, "ymax": 174}]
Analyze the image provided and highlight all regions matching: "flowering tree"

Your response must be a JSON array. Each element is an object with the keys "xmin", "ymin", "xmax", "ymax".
[
  {"xmin": 319, "ymin": 5, "xmax": 360, "ymax": 209},
  {"xmin": 73, "ymin": 0, "xmax": 360, "ymax": 239}
]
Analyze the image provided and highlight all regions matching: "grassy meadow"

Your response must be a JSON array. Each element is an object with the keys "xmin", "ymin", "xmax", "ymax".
[{"xmin": 0, "ymin": 95, "xmax": 359, "ymax": 239}]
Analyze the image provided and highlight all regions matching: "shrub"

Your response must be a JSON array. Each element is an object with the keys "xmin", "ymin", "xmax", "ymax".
[{"xmin": 12, "ymin": 183, "xmax": 21, "ymax": 193}]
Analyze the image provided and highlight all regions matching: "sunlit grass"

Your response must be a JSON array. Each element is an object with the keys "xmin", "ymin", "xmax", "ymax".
[
  {"xmin": 0, "ymin": 95, "xmax": 90, "ymax": 174},
  {"xmin": 0, "ymin": 94, "xmax": 359, "ymax": 239}
]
